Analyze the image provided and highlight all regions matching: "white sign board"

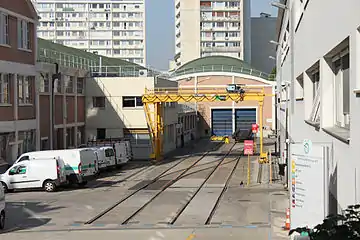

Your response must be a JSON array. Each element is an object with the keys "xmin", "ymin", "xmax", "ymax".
[{"xmin": 290, "ymin": 142, "xmax": 329, "ymax": 229}]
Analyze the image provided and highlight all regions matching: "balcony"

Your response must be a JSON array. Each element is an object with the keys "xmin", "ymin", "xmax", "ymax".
[{"xmin": 201, "ymin": 46, "xmax": 242, "ymax": 52}]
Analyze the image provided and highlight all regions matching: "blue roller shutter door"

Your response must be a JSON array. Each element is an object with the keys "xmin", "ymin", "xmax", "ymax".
[
  {"xmin": 235, "ymin": 109, "xmax": 256, "ymax": 132},
  {"xmin": 211, "ymin": 109, "xmax": 233, "ymax": 136}
]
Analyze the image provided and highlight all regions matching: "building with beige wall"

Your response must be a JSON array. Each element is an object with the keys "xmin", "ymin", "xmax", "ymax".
[
  {"xmin": 174, "ymin": 0, "xmax": 251, "ymax": 67},
  {"xmin": 85, "ymin": 66, "xmax": 183, "ymax": 159},
  {"xmin": 170, "ymin": 56, "xmax": 275, "ymax": 138}
]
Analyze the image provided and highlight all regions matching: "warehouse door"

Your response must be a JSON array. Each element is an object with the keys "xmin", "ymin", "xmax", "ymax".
[
  {"xmin": 211, "ymin": 109, "xmax": 233, "ymax": 136},
  {"xmin": 235, "ymin": 108, "xmax": 257, "ymax": 133}
]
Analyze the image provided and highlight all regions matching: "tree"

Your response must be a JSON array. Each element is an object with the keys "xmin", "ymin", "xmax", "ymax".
[
  {"xmin": 289, "ymin": 204, "xmax": 360, "ymax": 239},
  {"xmin": 269, "ymin": 67, "xmax": 276, "ymax": 81}
]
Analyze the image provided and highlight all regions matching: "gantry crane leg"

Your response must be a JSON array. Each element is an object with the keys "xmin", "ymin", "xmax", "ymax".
[
  {"xmin": 154, "ymin": 102, "xmax": 164, "ymax": 161},
  {"xmin": 259, "ymin": 100, "xmax": 268, "ymax": 162}
]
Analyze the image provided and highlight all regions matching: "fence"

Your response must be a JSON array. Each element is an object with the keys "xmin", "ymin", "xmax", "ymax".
[
  {"xmin": 89, "ymin": 66, "xmax": 160, "ymax": 78},
  {"xmin": 37, "ymin": 48, "xmax": 96, "ymax": 70},
  {"xmin": 170, "ymin": 65, "xmax": 276, "ymax": 81}
]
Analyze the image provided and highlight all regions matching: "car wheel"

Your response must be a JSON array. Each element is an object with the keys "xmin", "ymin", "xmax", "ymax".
[
  {"xmin": 43, "ymin": 180, "xmax": 56, "ymax": 192},
  {"xmin": 0, "ymin": 211, "xmax": 5, "ymax": 229}
]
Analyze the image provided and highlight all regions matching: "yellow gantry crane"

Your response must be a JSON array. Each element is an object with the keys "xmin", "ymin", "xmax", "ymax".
[{"xmin": 142, "ymin": 86, "xmax": 272, "ymax": 162}]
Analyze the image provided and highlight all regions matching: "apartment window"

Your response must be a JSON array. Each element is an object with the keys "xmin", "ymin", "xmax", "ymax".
[
  {"xmin": 0, "ymin": 13, "xmax": 9, "ymax": 45},
  {"xmin": 122, "ymin": 96, "xmax": 143, "ymax": 108},
  {"xmin": 333, "ymin": 49, "xmax": 350, "ymax": 129},
  {"xmin": 96, "ymin": 128, "xmax": 106, "ymax": 140},
  {"xmin": 77, "ymin": 77, "xmax": 84, "ymax": 94},
  {"xmin": 18, "ymin": 20, "xmax": 31, "ymax": 50},
  {"xmin": 0, "ymin": 73, "xmax": 10, "ymax": 104},
  {"xmin": 93, "ymin": 96, "xmax": 105, "ymax": 108},
  {"xmin": 65, "ymin": 76, "xmax": 74, "ymax": 93},
  {"xmin": 40, "ymin": 73, "xmax": 50, "ymax": 92},
  {"xmin": 18, "ymin": 76, "xmax": 32, "ymax": 104}
]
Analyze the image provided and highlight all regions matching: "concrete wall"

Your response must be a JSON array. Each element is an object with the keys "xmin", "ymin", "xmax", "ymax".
[
  {"xmin": 251, "ymin": 16, "xmax": 277, "ymax": 74},
  {"xmin": 242, "ymin": 0, "xmax": 252, "ymax": 63},
  {"xmin": 276, "ymin": 0, "xmax": 360, "ymax": 213}
]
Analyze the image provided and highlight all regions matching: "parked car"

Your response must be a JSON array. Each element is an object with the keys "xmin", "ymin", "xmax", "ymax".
[
  {"xmin": 0, "ymin": 157, "xmax": 67, "ymax": 192},
  {"xmin": 0, "ymin": 182, "xmax": 5, "ymax": 229},
  {"xmin": 14, "ymin": 148, "xmax": 99, "ymax": 186}
]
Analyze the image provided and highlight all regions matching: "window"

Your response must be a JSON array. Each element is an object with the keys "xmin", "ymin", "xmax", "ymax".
[
  {"xmin": 18, "ymin": 155, "xmax": 29, "ymax": 162},
  {"xmin": 123, "ymin": 129, "xmax": 150, "ymax": 145},
  {"xmin": 311, "ymin": 70, "xmax": 320, "ymax": 100},
  {"xmin": 105, "ymin": 148, "xmax": 114, "ymax": 157},
  {"xmin": 50, "ymin": 74, "xmax": 61, "ymax": 93},
  {"xmin": 333, "ymin": 50, "xmax": 350, "ymax": 129},
  {"xmin": 96, "ymin": 128, "xmax": 106, "ymax": 140},
  {"xmin": 122, "ymin": 96, "xmax": 143, "ymax": 108},
  {"xmin": 40, "ymin": 73, "xmax": 50, "ymax": 92},
  {"xmin": 65, "ymin": 76, "xmax": 74, "ymax": 93},
  {"xmin": 77, "ymin": 77, "xmax": 84, "ymax": 94},
  {"xmin": 93, "ymin": 96, "xmax": 105, "ymax": 108},
  {"xmin": 18, "ymin": 75, "xmax": 32, "ymax": 104},
  {"xmin": 0, "ymin": 73, "xmax": 10, "ymax": 104},
  {"xmin": 18, "ymin": 20, "xmax": 31, "ymax": 50},
  {"xmin": 9, "ymin": 165, "xmax": 27, "ymax": 175},
  {"xmin": 0, "ymin": 13, "xmax": 9, "ymax": 45}
]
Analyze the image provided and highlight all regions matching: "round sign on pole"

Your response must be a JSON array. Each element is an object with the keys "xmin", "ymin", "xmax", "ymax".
[{"xmin": 303, "ymin": 139, "xmax": 312, "ymax": 154}]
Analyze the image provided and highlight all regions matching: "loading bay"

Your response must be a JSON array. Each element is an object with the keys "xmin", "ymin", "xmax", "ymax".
[{"xmin": 1, "ymin": 140, "xmax": 288, "ymax": 240}]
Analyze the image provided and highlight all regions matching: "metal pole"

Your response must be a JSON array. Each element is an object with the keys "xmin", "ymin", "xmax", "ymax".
[
  {"xmin": 288, "ymin": 0, "xmax": 295, "ymax": 192},
  {"xmin": 247, "ymin": 154, "xmax": 250, "ymax": 186}
]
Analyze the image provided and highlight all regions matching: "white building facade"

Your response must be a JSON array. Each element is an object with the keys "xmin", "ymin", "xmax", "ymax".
[
  {"xmin": 33, "ymin": 0, "xmax": 146, "ymax": 65},
  {"xmin": 174, "ymin": 0, "xmax": 251, "ymax": 66},
  {"xmin": 276, "ymin": 0, "xmax": 360, "ymax": 214}
]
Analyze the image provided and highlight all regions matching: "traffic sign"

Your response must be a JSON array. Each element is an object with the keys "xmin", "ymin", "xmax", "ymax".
[
  {"xmin": 244, "ymin": 140, "xmax": 254, "ymax": 155},
  {"xmin": 252, "ymin": 123, "xmax": 259, "ymax": 133}
]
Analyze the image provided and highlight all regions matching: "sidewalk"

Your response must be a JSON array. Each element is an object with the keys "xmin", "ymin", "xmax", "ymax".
[{"xmin": 246, "ymin": 154, "xmax": 289, "ymax": 240}]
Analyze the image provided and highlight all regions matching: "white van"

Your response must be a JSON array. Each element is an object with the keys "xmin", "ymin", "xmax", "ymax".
[
  {"xmin": 114, "ymin": 141, "xmax": 132, "ymax": 165},
  {"xmin": 0, "ymin": 183, "xmax": 4, "ymax": 229},
  {"xmin": 93, "ymin": 146, "xmax": 116, "ymax": 170},
  {"xmin": 15, "ymin": 148, "xmax": 99, "ymax": 186},
  {"xmin": 0, "ymin": 158, "xmax": 67, "ymax": 192}
]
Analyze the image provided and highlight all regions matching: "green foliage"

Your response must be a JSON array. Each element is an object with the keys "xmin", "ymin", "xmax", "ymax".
[
  {"xmin": 271, "ymin": 67, "xmax": 276, "ymax": 75},
  {"xmin": 289, "ymin": 204, "xmax": 360, "ymax": 239},
  {"xmin": 268, "ymin": 67, "xmax": 276, "ymax": 81}
]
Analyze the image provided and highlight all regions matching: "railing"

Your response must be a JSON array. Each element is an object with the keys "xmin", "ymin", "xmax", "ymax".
[
  {"xmin": 37, "ymin": 48, "xmax": 96, "ymax": 70},
  {"xmin": 178, "ymin": 103, "xmax": 196, "ymax": 113},
  {"xmin": 145, "ymin": 86, "xmax": 265, "ymax": 95},
  {"xmin": 89, "ymin": 65, "xmax": 160, "ymax": 78},
  {"xmin": 170, "ymin": 65, "xmax": 275, "ymax": 81}
]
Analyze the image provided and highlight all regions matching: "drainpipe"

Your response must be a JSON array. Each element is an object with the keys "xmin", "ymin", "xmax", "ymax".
[{"xmin": 51, "ymin": 63, "xmax": 60, "ymax": 150}]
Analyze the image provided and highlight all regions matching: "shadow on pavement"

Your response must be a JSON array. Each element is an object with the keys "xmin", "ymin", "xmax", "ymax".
[{"xmin": 2, "ymin": 201, "xmax": 65, "ymax": 233}]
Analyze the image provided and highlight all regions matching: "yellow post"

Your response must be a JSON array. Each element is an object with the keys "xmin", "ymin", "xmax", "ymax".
[
  {"xmin": 247, "ymin": 154, "xmax": 250, "ymax": 186},
  {"xmin": 259, "ymin": 100, "xmax": 267, "ymax": 161},
  {"xmin": 269, "ymin": 149, "xmax": 272, "ymax": 184},
  {"xmin": 154, "ymin": 102, "xmax": 163, "ymax": 161}
]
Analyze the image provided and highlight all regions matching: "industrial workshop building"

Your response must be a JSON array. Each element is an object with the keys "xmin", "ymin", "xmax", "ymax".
[{"xmin": 170, "ymin": 56, "xmax": 276, "ymax": 138}]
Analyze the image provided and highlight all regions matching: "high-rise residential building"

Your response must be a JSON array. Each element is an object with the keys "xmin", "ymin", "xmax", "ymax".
[
  {"xmin": 33, "ymin": 0, "xmax": 146, "ymax": 65},
  {"xmin": 174, "ymin": 0, "xmax": 251, "ymax": 67}
]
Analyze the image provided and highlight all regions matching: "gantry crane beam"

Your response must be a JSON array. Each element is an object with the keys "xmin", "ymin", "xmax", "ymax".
[{"xmin": 142, "ymin": 86, "xmax": 272, "ymax": 161}]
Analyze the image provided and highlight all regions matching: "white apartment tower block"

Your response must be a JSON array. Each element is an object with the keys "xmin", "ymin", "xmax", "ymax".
[
  {"xmin": 174, "ymin": 0, "xmax": 251, "ymax": 66},
  {"xmin": 33, "ymin": 0, "xmax": 146, "ymax": 65}
]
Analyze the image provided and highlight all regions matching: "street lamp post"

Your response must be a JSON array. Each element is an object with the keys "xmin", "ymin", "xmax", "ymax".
[{"xmin": 271, "ymin": 0, "xmax": 295, "ymax": 191}]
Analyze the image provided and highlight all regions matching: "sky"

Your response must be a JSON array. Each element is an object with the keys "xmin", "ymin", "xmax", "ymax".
[{"xmin": 145, "ymin": 0, "xmax": 278, "ymax": 70}]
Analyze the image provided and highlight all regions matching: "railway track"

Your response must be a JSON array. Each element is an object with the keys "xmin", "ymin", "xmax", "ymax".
[
  {"xmin": 84, "ymin": 141, "xmax": 223, "ymax": 225},
  {"xmin": 167, "ymin": 143, "xmax": 237, "ymax": 225}
]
